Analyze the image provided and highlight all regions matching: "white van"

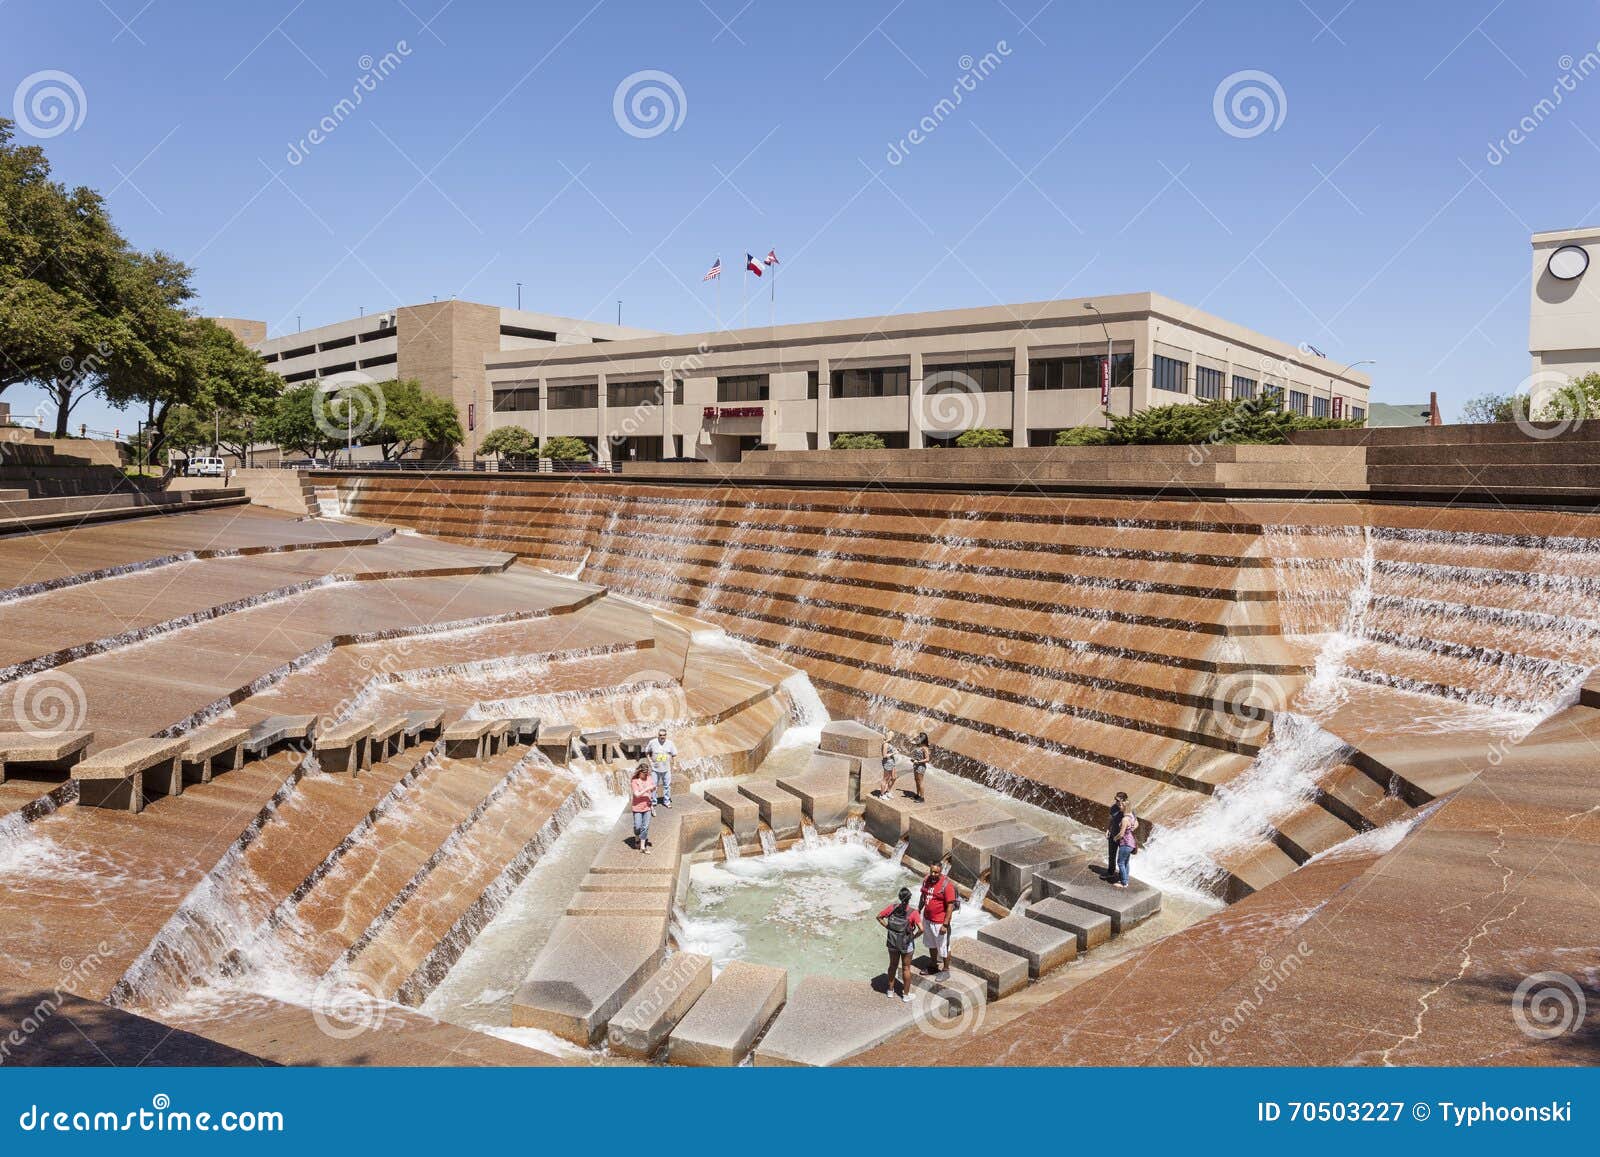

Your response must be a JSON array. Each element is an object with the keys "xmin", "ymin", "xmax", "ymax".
[{"xmin": 186, "ymin": 457, "xmax": 226, "ymax": 477}]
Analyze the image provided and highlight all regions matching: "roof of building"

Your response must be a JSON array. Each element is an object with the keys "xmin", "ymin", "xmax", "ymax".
[{"xmin": 1366, "ymin": 401, "xmax": 1435, "ymax": 427}]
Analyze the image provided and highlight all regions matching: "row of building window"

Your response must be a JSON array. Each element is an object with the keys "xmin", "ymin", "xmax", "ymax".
[{"xmin": 494, "ymin": 379, "xmax": 686, "ymax": 412}]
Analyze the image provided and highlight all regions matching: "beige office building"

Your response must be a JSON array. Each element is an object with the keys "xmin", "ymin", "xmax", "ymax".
[
  {"xmin": 1529, "ymin": 225, "xmax": 1600, "ymax": 382},
  {"xmin": 481, "ymin": 292, "xmax": 1372, "ymax": 463},
  {"xmin": 251, "ymin": 300, "xmax": 658, "ymax": 454}
]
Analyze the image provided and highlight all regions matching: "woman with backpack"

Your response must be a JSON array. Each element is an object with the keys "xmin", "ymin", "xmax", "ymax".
[
  {"xmin": 1113, "ymin": 806, "xmax": 1138, "ymax": 888},
  {"xmin": 876, "ymin": 886, "xmax": 923, "ymax": 1002}
]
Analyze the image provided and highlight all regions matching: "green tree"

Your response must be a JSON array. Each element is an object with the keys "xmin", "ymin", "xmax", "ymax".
[
  {"xmin": 366, "ymin": 379, "xmax": 463, "ymax": 460},
  {"xmin": 479, "ymin": 425, "xmax": 538, "ymax": 460},
  {"xmin": 831, "ymin": 432, "xmax": 886, "ymax": 449},
  {"xmin": 540, "ymin": 434, "xmax": 592, "ymax": 462},
  {"xmin": 1056, "ymin": 424, "xmax": 1111, "ymax": 446},
  {"xmin": 954, "ymin": 427, "xmax": 1010, "ymax": 448},
  {"xmin": 262, "ymin": 384, "xmax": 335, "ymax": 460},
  {"xmin": 1053, "ymin": 395, "xmax": 1358, "ymax": 446},
  {"xmin": 1537, "ymin": 371, "xmax": 1600, "ymax": 424},
  {"xmin": 1459, "ymin": 392, "xmax": 1518, "ymax": 424}
]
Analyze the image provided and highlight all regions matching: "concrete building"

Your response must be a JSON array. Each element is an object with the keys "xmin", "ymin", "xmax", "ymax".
[
  {"xmin": 248, "ymin": 300, "xmax": 659, "ymax": 455},
  {"xmin": 1529, "ymin": 225, "xmax": 1600, "ymax": 382},
  {"xmin": 1366, "ymin": 394, "xmax": 1442, "ymax": 427},
  {"xmin": 482, "ymin": 292, "xmax": 1372, "ymax": 464}
]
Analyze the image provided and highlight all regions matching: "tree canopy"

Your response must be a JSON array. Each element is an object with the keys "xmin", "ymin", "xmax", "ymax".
[
  {"xmin": 540, "ymin": 435, "xmax": 591, "ymax": 461},
  {"xmin": 479, "ymin": 425, "xmax": 538, "ymax": 459},
  {"xmin": 831, "ymin": 432, "xmax": 886, "ymax": 450}
]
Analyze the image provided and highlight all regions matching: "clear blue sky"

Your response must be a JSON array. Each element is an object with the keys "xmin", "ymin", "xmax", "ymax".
[{"xmin": 5, "ymin": 0, "xmax": 1599, "ymax": 433}]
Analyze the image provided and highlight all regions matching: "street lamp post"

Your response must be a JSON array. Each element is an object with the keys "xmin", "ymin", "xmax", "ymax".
[
  {"xmin": 1083, "ymin": 303, "xmax": 1116, "ymax": 426},
  {"xmin": 1330, "ymin": 359, "xmax": 1376, "ymax": 419}
]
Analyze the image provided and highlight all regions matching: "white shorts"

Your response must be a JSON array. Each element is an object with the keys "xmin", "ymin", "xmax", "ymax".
[{"xmin": 923, "ymin": 921, "xmax": 950, "ymax": 957}]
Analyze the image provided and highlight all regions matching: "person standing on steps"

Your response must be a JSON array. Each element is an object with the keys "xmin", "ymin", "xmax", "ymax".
[
  {"xmin": 877, "ymin": 886, "xmax": 922, "ymax": 1002},
  {"xmin": 1113, "ymin": 805, "xmax": 1138, "ymax": 888},
  {"xmin": 646, "ymin": 727, "xmax": 677, "ymax": 809},
  {"xmin": 1105, "ymin": 791, "xmax": 1129, "ymax": 881},
  {"xmin": 919, "ymin": 858, "xmax": 959, "ymax": 976},
  {"xmin": 874, "ymin": 732, "xmax": 902, "ymax": 798},
  {"xmin": 630, "ymin": 762, "xmax": 657, "ymax": 855},
  {"xmin": 908, "ymin": 731, "xmax": 931, "ymax": 802}
]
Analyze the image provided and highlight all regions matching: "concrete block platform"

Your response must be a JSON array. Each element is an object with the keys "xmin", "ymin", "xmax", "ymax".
[
  {"xmin": 776, "ymin": 755, "xmax": 854, "ymax": 829},
  {"xmin": 1032, "ymin": 862, "xmax": 1162, "ymax": 933},
  {"xmin": 912, "ymin": 966, "xmax": 988, "ymax": 1015},
  {"xmin": 565, "ymin": 890, "xmax": 672, "ymax": 917},
  {"xmin": 818, "ymin": 720, "xmax": 885, "ymax": 763},
  {"xmin": 977, "ymin": 914, "xmax": 1078, "ymax": 978},
  {"xmin": 863, "ymin": 776, "xmax": 972, "ymax": 844},
  {"xmin": 753, "ymin": 975, "xmax": 938, "ymax": 1067},
  {"xmin": 668, "ymin": 960, "xmax": 788, "ymax": 1066},
  {"xmin": 949, "ymin": 819, "xmax": 1047, "ymax": 887},
  {"xmin": 667, "ymin": 791, "xmax": 725, "ymax": 853},
  {"xmin": 73, "ymin": 736, "xmax": 186, "ymax": 812},
  {"xmin": 607, "ymin": 953, "xmax": 713, "ymax": 1059},
  {"xmin": 510, "ymin": 914, "xmax": 670, "ymax": 1045},
  {"xmin": 949, "ymin": 935, "xmax": 1029, "ymax": 999},
  {"xmin": 702, "ymin": 783, "xmax": 761, "ymax": 840},
  {"xmin": 736, "ymin": 778, "xmax": 803, "ymax": 837},
  {"xmin": 578, "ymin": 870, "xmax": 674, "ymax": 893},
  {"xmin": 1024, "ymin": 896, "xmax": 1113, "ymax": 951},
  {"xmin": 906, "ymin": 799, "xmax": 1012, "ymax": 867},
  {"xmin": 990, "ymin": 839, "xmax": 1084, "ymax": 909}
]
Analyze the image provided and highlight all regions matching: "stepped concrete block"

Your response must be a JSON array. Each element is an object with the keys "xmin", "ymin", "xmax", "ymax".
[
  {"xmin": 178, "ymin": 725, "xmax": 248, "ymax": 785},
  {"xmin": 591, "ymin": 812, "xmax": 681, "ymax": 873},
  {"xmin": 912, "ymin": 966, "xmax": 989, "ymax": 1015},
  {"xmin": 511, "ymin": 914, "xmax": 670, "ymax": 1045},
  {"xmin": 1024, "ymin": 897, "xmax": 1113, "ymax": 951},
  {"xmin": 314, "ymin": 719, "xmax": 372, "ymax": 775},
  {"xmin": 566, "ymin": 890, "xmax": 673, "ymax": 917},
  {"xmin": 668, "ymin": 960, "xmax": 788, "ymax": 1067},
  {"xmin": 607, "ymin": 953, "xmax": 714, "ymax": 1059},
  {"xmin": 73, "ymin": 737, "xmax": 187, "ymax": 813},
  {"xmin": 977, "ymin": 914, "xmax": 1078, "ymax": 978},
  {"xmin": 366, "ymin": 715, "xmax": 409, "ymax": 761},
  {"xmin": 442, "ymin": 718, "xmax": 495, "ymax": 759},
  {"xmin": 753, "ymin": 976, "xmax": 938, "ymax": 1066},
  {"xmin": 243, "ymin": 713, "xmax": 316, "ymax": 759},
  {"xmin": 403, "ymin": 708, "xmax": 445, "ymax": 741},
  {"xmin": 906, "ymin": 800, "xmax": 1012, "ymax": 867},
  {"xmin": 808, "ymin": 749, "xmax": 862, "ymax": 802},
  {"xmin": 778, "ymin": 754, "xmax": 855, "ymax": 829},
  {"xmin": 0, "ymin": 729, "xmax": 92, "ymax": 783},
  {"xmin": 1033, "ymin": 863, "xmax": 1161, "ymax": 932},
  {"xmin": 990, "ymin": 839, "xmax": 1084, "ymax": 909},
  {"xmin": 949, "ymin": 820, "xmax": 1048, "ymax": 887},
  {"xmin": 538, "ymin": 723, "xmax": 578, "ymax": 765},
  {"xmin": 736, "ymin": 778, "xmax": 803, "ymax": 837},
  {"xmin": 863, "ymin": 777, "xmax": 973, "ymax": 845},
  {"xmin": 703, "ymin": 784, "xmax": 761, "ymax": 840},
  {"xmin": 579, "ymin": 871, "xmax": 674, "ymax": 893},
  {"xmin": 819, "ymin": 720, "xmax": 884, "ymax": 763},
  {"xmin": 668, "ymin": 791, "xmax": 725, "ymax": 853},
  {"xmin": 949, "ymin": 936, "xmax": 1029, "ymax": 999}
]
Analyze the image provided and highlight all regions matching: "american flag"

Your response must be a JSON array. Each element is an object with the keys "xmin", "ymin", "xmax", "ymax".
[
  {"xmin": 703, "ymin": 257, "xmax": 721, "ymax": 281},
  {"xmin": 763, "ymin": 248, "xmax": 779, "ymax": 267}
]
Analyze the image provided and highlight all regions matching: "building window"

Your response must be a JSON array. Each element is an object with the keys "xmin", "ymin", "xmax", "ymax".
[
  {"xmin": 549, "ymin": 384, "xmax": 597, "ymax": 410},
  {"xmin": 500, "ymin": 323, "xmax": 557, "ymax": 341},
  {"xmin": 717, "ymin": 374, "xmax": 768, "ymax": 402},
  {"xmin": 1027, "ymin": 428, "xmax": 1066, "ymax": 447},
  {"xmin": 359, "ymin": 352, "xmax": 397, "ymax": 369},
  {"xmin": 1231, "ymin": 375, "xmax": 1257, "ymax": 400},
  {"xmin": 281, "ymin": 344, "xmax": 315, "ymax": 360},
  {"xmin": 1195, "ymin": 366, "xmax": 1224, "ymax": 400},
  {"xmin": 925, "ymin": 360, "xmax": 1013, "ymax": 392},
  {"xmin": 1312, "ymin": 395, "xmax": 1329, "ymax": 418},
  {"xmin": 609, "ymin": 435, "xmax": 664, "ymax": 462},
  {"xmin": 1350, "ymin": 405, "xmax": 1365, "ymax": 422},
  {"xmin": 673, "ymin": 379, "xmax": 684, "ymax": 405},
  {"xmin": 831, "ymin": 366, "xmax": 910, "ymax": 398},
  {"xmin": 1153, "ymin": 355, "xmax": 1188, "ymax": 393},
  {"xmin": 807, "ymin": 371, "xmax": 819, "ymax": 400},
  {"xmin": 1030, "ymin": 353, "xmax": 1133, "ymax": 391},
  {"xmin": 1288, "ymin": 389, "xmax": 1309, "ymax": 415},
  {"xmin": 492, "ymin": 387, "xmax": 538, "ymax": 412},
  {"xmin": 281, "ymin": 369, "xmax": 316, "ymax": 384},
  {"xmin": 318, "ymin": 335, "xmax": 356, "ymax": 351},
  {"xmin": 608, "ymin": 380, "xmax": 665, "ymax": 408}
]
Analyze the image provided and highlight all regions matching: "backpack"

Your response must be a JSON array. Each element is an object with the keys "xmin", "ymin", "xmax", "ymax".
[{"xmin": 885, "ymin": 903, "xmax": 916, "ymax": 952}]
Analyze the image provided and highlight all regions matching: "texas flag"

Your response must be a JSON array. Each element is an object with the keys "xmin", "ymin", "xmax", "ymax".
[{"xmin": 746, "ymin": 252, "xmax": 763, "ymax": 277}]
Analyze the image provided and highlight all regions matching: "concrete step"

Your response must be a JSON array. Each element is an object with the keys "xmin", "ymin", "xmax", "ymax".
[
  {"xmin": 906, "ymin": 799, "xmax": 1015, "ymax": 867},
  {"xmin": 990, "ymin": 839, "xmax": 1084, "ymax": 909},
  {"xmin": 948, "ymin": 935, "xmax": 1029, "ymax": 999},
  {"xmin": 1023, "ymin": 896, "xmax": 1112, "ymax": 951},
  {"xmin": 702, "ymin": 783, "xmax": 760, "ymax": 839},
  {"xmin": 607, "ymin": 953, "xmax": 713, "ymax": 1059},
  {"xmin": 775, "ymin": 753, "xmax": 855, "ymax": 829},
  {"xmin": 668, "ymin": 960, "xmax": 788, "ymax": 1066},
  {"xmin": 753, "ymin": 975, "xmax": 938, "ymax": 1066},
  {"xmin": 1032, "ymin": 862, "xmax": 1162, "ymax": 932},
  {"xmin": 976, "ymin": 913, "xmax": 1078, "ymax": 978},
  {"xmin": 736, "ymin": 777, "xmax": 803, "ymax": 837},
  {"xmin": 949, "ymin": 820, "xmax": 1048, "ymax": 887},
  {"xmin": 511, "ymin": 915, "xmax": 670, "ymax": 1045},
  {"xmin": 863, "ymin": 775, "xmax": 973, "ymax": 844},
  {"xmin": 911, "ymin": 966, "xmax": 988, "ymax": 1015}
]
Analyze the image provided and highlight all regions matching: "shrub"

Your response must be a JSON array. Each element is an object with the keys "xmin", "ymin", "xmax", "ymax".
[
  {"xmin": 831, "ymin": 432, "xmax": 886, "ymax": 450},
  {"xmin": 540, "ymin": 435, "xmax": 592, "ymax": 461},
  {"xmin": 479, "ymin": 426, "xmax": 538, "ymax": 459},
  {"xmin": 954, "ymin": 427, "xmax": 1009, "ymax": 448},
  {"xmin": 1056, "ymin": 425, "xmax": 1111, "ymax": 446},
  {"xmin": 1058, "ymin": 395, "xmax": 1360, "ymax": 446}
]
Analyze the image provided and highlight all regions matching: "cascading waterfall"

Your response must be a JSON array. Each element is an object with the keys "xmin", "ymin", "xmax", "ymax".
[
  {"xmin": 757, "ymin": 827, "xmax": 778, "ymax": 856},
  {"xmin": 889, "ymin": 838, "xmax": 909, "ymax": 866},
  {"xmin": 968, "ymin": 879, "xmax": 990, "ymax": 909},
  {"xmin": 721, "ymin": 832, "xmax": 742, "ymax": 860}
]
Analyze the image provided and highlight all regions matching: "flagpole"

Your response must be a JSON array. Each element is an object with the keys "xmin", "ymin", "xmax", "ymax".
[{"xmin": 769, "ymin": 260, "xmax": 775, "ymax": 329}]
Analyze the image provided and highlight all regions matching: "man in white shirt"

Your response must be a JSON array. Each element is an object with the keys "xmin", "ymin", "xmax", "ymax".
[{"xmin": 645, "ymin": 728, "xmax": 678, "ymax": 808}]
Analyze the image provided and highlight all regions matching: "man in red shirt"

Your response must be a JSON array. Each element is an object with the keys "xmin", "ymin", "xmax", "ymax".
[{"xmin": 919, "ymin": 859, "xmax": 959, "ymax": 976}]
